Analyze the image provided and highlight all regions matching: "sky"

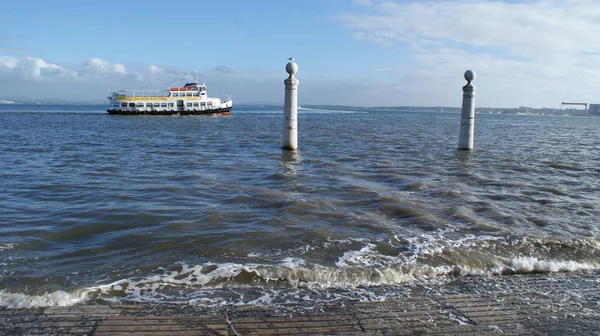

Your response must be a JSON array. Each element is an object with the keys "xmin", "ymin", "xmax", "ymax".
[{"xmin": 1, "ymin": 0, "xmax": 600, "ymax": 108}]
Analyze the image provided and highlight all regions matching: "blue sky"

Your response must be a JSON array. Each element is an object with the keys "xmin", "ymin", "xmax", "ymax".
[{"xmin": 2, "ymin": 0, "xmax": 600, "ymax": 107}]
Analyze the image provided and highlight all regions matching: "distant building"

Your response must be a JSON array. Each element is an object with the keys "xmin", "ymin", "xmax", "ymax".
[
  {"xmin": 0, "ymin": 99, "xmax": 15, "ymax": 104},
  {"xmin": 518, "ymin": 106, "xmax": 533, "ymax": 113},
  {"xmin": 588, "ymin": 104, "xmax": 600, "ymax": 116}
]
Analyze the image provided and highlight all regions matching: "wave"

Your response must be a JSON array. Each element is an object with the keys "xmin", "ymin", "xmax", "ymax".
[
  {"xmin": 2, "ymin": 235, "xmax": 599, "ymax": 308},
  {"xmin": 0, "ymin": 290, "xmax": 90, "ymax": 308}
]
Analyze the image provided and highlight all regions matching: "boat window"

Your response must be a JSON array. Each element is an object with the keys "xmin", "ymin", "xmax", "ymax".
[
  {"xmin": 193, "ymin": 92, "xmax": 199, "ymax": 96},
  {"xmin": 173, "ymin": 92, "xmax": 179, "ymax": 97},
  {"xmin": 193, "ymin": 102, "xmax": 199, "ymax": 107},
  {"xmin": 200, "ymin": 102, "xmax": 206, "ymax": 106},
  {"xmin": 129, "ymin": 103, "xmax": 135, "ymax": 107},
  {"xmin": 136, "ymin": 103, "xmax": 144, "ymax": 107},
  {"xmin": 201, "ymin": 93, "xmax": 206, "ymax": 96},
  {"xmin": 153, "ymin": 103, "xmax": 160, "ymax": 107},
  {"xmin": 186, "ymin": 102, "xmax": 192, "ymax": 107},
  {"xmin": 121, "ymin": 103, "xmax": 127, "ymax": 107},
  {"xmin": 146, "ymin": 103, "xmax": 153, "ymax": 107},
  {"xmin": 207, "ymin": 102, "xmax": 213, "ymax": 105},
  {"xmin": 168, "ymin": 103, "xmax": 174, "ymax": 107},
  {"xmin": 160, "ymin": 103, "xmax": 167, "ymax": 107}
]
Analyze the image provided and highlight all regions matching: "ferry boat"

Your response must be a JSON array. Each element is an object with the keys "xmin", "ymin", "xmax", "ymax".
[{"xmin": 107, "ymin": 73, "xmax": 232, "ymax": 116}]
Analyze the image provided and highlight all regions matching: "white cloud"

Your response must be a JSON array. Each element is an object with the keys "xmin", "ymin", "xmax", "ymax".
[
  {"xmin": 0, "ymin": 56, "xmax": 76, "ymax": 81},
  {"xmin": 340, "ymin": 0, "xmax": 600, "ymax": 55},
  {"xmin": 0, "ymin": 56, "xmax": 18, "ymax": 69},
  {"xmin": 0, "ymin": 56, "xmax": 189, "ymax": 84},
  {"xmin": 147, "ymin": 65, "xmax": 163, "ymax": 73},
  {"xmin": 0, "ymin": 55, "xmax": 280, "ymax": 103},
  {"xmin": 337, "ymin": 0, "xmax": 600, "ymax": 107},
  {"xmin": 81, "ymin": 58, "xmax": 127, "ymax": 77}
]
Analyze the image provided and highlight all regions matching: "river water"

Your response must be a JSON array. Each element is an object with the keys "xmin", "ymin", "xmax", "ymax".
[{"xmin": 0, "ymin": 104, "xmax": 599, "ymax": 308}]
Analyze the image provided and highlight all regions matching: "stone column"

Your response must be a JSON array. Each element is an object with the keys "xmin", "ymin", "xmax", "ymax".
[
  {"xmin": 282, "ymin": 58, "xmax": 299, "ymax": 150},
  {"xmin": 458, "ymin": 70, "xmax": 476, "ymax": 150}
]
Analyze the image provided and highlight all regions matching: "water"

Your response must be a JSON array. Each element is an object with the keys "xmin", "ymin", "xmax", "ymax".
[{"xmin": 1, "ymin": 104, "xmax": 599, "ymax": 308}]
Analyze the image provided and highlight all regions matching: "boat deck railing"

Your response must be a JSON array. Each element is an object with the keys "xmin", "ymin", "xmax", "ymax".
[{"xmin": 113, "ymin": 90, "xmax": 171, "ymax": 97}]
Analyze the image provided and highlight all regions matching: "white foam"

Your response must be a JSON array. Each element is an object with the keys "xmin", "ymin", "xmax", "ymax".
[
  {"xmin": 335, "ymin": 244, "xmax": 378, "ymax": 267},
  {"xmin": 0, "ymin": 290, "xmax": 90, "ymax": 308},
  {"xmin": 0, "ymin": 243, "xmax": 16, "ymax": 252},
  {"xmin": 2, "ymin": 254, "xmax": 597, "ymax": 308},
  {"xmin": 280, "ymin": 258, "xmax": 306, "ymax": 268},
  {"xmin": 3, "ymin": 234, "xmax": 600, "ymax": 308},
  {"xmin": 499, "ymin": 256, "xmax": 599, "ymax": 274}
]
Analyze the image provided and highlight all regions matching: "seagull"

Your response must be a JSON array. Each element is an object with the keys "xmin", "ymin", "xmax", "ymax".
[{"xmin": 288, "ymin": 57, "xmax": 295, "ymax": 61}]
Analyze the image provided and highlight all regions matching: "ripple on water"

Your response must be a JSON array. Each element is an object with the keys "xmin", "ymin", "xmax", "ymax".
[{"xmin": 1, "ymin": 108, "xmax": 599, "ymax": 308}]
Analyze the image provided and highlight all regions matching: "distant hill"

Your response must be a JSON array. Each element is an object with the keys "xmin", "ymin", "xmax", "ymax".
[{"xmin": 1, "ymin": 96, "xmax": 106, "ymax": 105}]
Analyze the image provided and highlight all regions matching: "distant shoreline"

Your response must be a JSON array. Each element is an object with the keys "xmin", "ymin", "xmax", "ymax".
[{"xmin": 0, "ymin": 102, "xmax": 594, "ymax": 116}]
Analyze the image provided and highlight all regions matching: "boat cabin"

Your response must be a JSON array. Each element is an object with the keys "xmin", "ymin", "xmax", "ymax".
[{"xmin": 169, "ymin": 83, "xmax": 208, "ymax": 98}]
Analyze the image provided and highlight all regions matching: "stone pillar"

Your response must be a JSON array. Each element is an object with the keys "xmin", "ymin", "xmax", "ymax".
[
  {"xmin": 282, "ymin": 58, "xmax": 299, "ymax": 150},
  {"xmin": 458, "ymin": 70, "xmax": 476, "ymax": 150}
]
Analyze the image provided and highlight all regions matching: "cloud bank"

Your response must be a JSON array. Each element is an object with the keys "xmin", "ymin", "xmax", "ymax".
[
  {"xmin": 0, "ymin": 56, "xmax": 283, "ymax": 104},
  {"xmin": 337, "ymin": 0, "xmax": 600, "ymax": 107},
  {"xmin": 0, "ymin": 56, "xmax": 184, "ymax": 83}
]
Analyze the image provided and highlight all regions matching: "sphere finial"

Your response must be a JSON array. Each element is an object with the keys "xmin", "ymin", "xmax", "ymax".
[
  {"xmin": 464, "ymin": 70, "xmax": 476, "ymax": 84},
  {"xmin": 286, "ymin": 58, "xmax": 298, "ymax": 76}
]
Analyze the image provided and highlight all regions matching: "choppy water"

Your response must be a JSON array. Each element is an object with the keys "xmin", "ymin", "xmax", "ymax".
[{"xmin": 0, "ymin": 104, "xmax": 599, "ymax": 308}]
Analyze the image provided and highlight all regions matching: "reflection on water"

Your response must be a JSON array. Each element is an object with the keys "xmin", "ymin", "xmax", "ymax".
[
  {"xmin": 280, "ymin": 149, "xmax": 301, "ymax": 177},
  {"xmin": 453, "ymin": 149, "xmax": 473, "ymax": 166}
]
